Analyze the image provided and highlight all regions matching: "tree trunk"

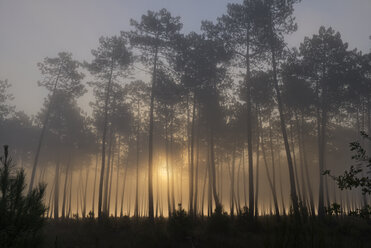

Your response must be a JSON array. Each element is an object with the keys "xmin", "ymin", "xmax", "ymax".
[
  {"xmin": 54, "ymin": 159, "xmax": 60, "ymax": 220},
  {"xmin": 194, "ymin": 107, "xmax": 200, "ymax": 215},
  {"xmin": 165, "ymin": 106, "xmax": 172, "ymax": 217},
  {"xmin": 92, "ymin": 151, "xmax": 99, "ymax": 216},
  {"xmin": 83, "ymin": 167, "xmax": 90, "ymax": 218},
  {"xmin": 189, "ymin": 92, "xmax": 196, "ymax": 215},
  {"xmin": 298, "ymin": 111, "xmax": 315, "ymax": 216},
  {"xmin": 98, "ymin": 60, "xmax": 114, "ymax": 219},
  {"xmin": 61, "ymin": 156, "xmax": 71, "ymax": 219},
  {"xmin": 29, "ymin": 66, "xmax": 62, "ymax": 194},
  {"xmin": 230, "ymin": 146, "xmax": 236, "ymax": 216},
  {"xmin": 201, "ymin": 160, "xmax": 208, "ymax": 217},
  {"xmin": 103, "ymin": 130, "xmax": 114, "ymax": 214},
  {"xmin": 289, "ymin": 120, "xmax": 302, "ymax": 203},
  {"xmin": 254, "ymin": 106, "xmax": 261, "ymax": 217},
  {"xmin": 148, "ymin": 45, "xmax": 158, "ymax": 220},
  {"xmin": 107, "ymin": 139, "xmax": 116, "ymax": 215},
  {"xmin": 209, "ymin": 125, "xmax": 221, "ymax": 210},
  {"xmin": 318, "ymin": 107, "xmax": 327, "ymax": 216},
  {"xmin": 120, "ymin": 152, "xmax": 129, "ymax": 217},
  {"xmin": 271, "ymin": 47, "xmax": 299, "ymax": 217},
  {"xmin": 115, "ymin": 138, "xmax": 121, "ymax": 218},
  {"xmin": 261, "ymin": 117, "xmax": 280, "ymax": 218}
]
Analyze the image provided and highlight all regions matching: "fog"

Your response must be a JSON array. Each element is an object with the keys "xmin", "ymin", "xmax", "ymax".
[{"xmin": 0, "ymin": 0, "xmax": 370, "ymax": 220}]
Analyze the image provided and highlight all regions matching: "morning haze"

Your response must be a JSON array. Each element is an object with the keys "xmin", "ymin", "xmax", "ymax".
[{"xmin": 0, "ymin": 1, "xmax": 371, "ymax": 247}]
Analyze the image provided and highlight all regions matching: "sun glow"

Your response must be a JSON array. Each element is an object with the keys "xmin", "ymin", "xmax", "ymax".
[{"xmin": 158, "ymin": 164, "xmax": 168, "ymax": 181}]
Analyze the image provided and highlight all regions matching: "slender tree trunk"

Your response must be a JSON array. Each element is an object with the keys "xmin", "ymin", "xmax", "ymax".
[
  {"xmin": 230, "ymin": 146, "xmax": 236, "ymax": 216},
  {"xmin": 83, "ymin": 167, "xmax": 90, "ymax": 218},
  {"xmin": 194, "ymin": 107, "xmax": 200, "ymax": 215},
  {"xmin": 278, "ymin": 153, "xmax": 286, "ymax": 215},
  {"xmin": 290, "ymin": 121, "xmax": 302, "ymax": 203},
  {"xmin": 29, "ymin": 66, "xmax": 62, "ymax": 194},
  {"xmin": 318, "ymin": 106, "xmax": 327, "ymax": 216},
  {"xmin": 242, "ymin": 148, "xmax": 247, "ymax": 207},
  {"xmin": 103, "ymin": 130, "xmax": 114, "ymax": 214},
  {"xmin": 165, "ymin": 107, "xmax": 172, "ymax": 217},
  {"xmin": 68, "ymin": 171, "xmax": 72, "ymax": 218},
  {"xmin": 135, "ymin": 101, "xmax": 141, "ymax": 218},
  {"xmin": 92, "ymin": 152, "xmax": 98, "ymax": 216},
  {"xmin": 61, "ymin": 156, "xmax": 71, "ymax": 219},
  {"xmin": 120, "ymin": 152, "xmax": 129, "ymax": 217},
  {"xmin": 115, "ymin": 138, "xmax": 121, "ymax": 218},
  {"xmin": 237, "ymin": 157, "xmax": 242, "ymax": 215},
  {"xmin": 271, "ymin": 47, "xmax": 299, "ymax": 217},
  {"xmin": 201, "ymin": 160, "xmax": 208, "ymax": 217},
  {"xmin": 295, "ymin": 113, "xmax": 308, "ymax": 211},
  {"xmin": 107, "ymin": 139, "xmax": 116, "ymax": 215},
  {"xmin": 148, "ymin": 45, "xmax": 158, "ymax": 220},
  {"xmin": 261, "ymin": 118, "xmax": 280, "ymax": 218},
  {"xmin": 209, "ymin": 125, "xmax": 221, "ymax": 210},
  {"xmin": 98, "ymin": 60, "xmax": 114, "ymax": 219},
  {"xmin": 189, "ymin": 92, "xmax": 196, "ymax": 215},
  {"xmin": 243, "ymin": 24, "xmax": 255, "ymax": 218},
  {"xmin": 47, "ymin": 180, "xmax": 55, "ymax": 218},
  {"xmin": 299, "ymin": 112, "xmax": 315, "ymax": 216},
  {"xmin": 54, "ymin": 159, "xmax": 60, "ymax": 220},
  {"xmin": 254, "ymin": 106, "xmax": 261, "ymax": 217},
  {"xmin": 170, "ymin": 117, "xmax": 176, "ymax": 212}
]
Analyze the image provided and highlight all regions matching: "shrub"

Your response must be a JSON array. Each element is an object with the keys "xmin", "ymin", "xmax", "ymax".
[
  {"xmin": 0, "ymin": 145, "xmax": 47, "ymax": 248},
  {"xmin": 168, "ymin": 203, "xmax": 193, "ymax": 241}
]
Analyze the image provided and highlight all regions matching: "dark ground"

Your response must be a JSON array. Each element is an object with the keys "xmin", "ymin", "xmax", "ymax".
[{"xmin": 44, "ymin": 213, "xmax": 371, "ymax": 248}]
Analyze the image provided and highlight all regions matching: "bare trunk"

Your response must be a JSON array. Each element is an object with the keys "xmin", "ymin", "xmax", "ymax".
[
  {"xmin": 29, "ymin": 66, "xmax": 62, "ymax": 194},
  {"xmin": 209, "ymin": 125, "xmax": 221, "ymax": 210},
  {"xmin": 299, "ymin": 112, "xmax": 315, "ymax": 216},
  {"xmin": 261, "ymin": 117, "xmax": 280, "ymax": 218},
  {"xmin": 148, "ymin": 45, "xmax": 158, "ymax": 220},
  {"xmin": 107, "ymin": 139, "xmax": 116, "ymax": 215},
  {"xmin": 271, "ymin": 47, "xmax": 299, "ymax": 216},
  {"xmin": 230, "ymin": 146, "xmax": 236, "ymax": 216},
  {"xmin": 54, "ymin": 159, "xmax": 60, "ymax": 220},
  {"xmin": 165, "ymin": 107, "xmax": 172, "ymax": 217},
  {"xmin": 98, "ymin": 60, "xmax": 114, "ymax": 219},
  {"xmin": 189, "ymin": 93, "xmax": 196, "ymax": 215},
  {"xmin": 115, "ymin": 138, "xmax": 121, "ymax": 218},
  {"xmin": 254, "ymin": 106, "xmax": 261, "ymax": 217},
  {"xmin": 193, "ymin": 108, "xmax": 200, "ymax": 215},
  {"xmin": 92, "ymin": 152, "xmax": 99, "ymax": 215},
  {"xmin": 61, "ymin": 156, "xmax": 71, "ymax": 219}
]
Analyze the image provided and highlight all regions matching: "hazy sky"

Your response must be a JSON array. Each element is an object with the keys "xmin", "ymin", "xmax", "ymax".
[{"xmin": 1, "ymin": 0, "xmax": 370, "ymax": 116}]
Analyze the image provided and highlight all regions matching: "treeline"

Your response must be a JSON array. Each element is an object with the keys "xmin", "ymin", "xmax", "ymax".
[{"xmin": 0, "ymin": 0, "xmax": 370, "ymax": 220}]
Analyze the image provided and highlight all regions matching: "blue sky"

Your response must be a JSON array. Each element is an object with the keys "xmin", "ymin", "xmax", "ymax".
[{"xmin": 0, "ymin": 0, "xmax": 370, "ymax": 115}]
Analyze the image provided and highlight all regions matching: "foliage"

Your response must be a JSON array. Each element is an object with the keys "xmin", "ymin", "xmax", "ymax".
[
  {"xmin": 325, "ymin": 131, "xmax": 371, "ymax": 195},
  {"xmin": 325, "ymin": 203, "xmax": 342, "ymax": 216},
  {"xmin": 0, "ymin": 79, "xmax": 15, "ymax": 120},
  {"xmin": 207, "ymin": 205, "xmax": 231, "ymax": 234},
  {"xmin": 348, "ymin": 205, "xmax": 371, "ymax": 219},
  {"xmin": 167, "ymin": 203, "xmax": 193, "ymax": 241},
  {"xmin": 0, "ymin": 146, "xmax": 47, "ymax": 248},
  {"xmin": 37, "ymin": 52, "xmax": 86, "ymax": 98}
]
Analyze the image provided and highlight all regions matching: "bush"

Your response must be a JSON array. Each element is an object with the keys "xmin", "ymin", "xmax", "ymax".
[
  {"xmin": 168, "ymin": 203, "xmax": 193, "ymax": 241},
  {"xmin": 207, "ymin": 205, "xmax": 231, "ymax": 234},
  {"xmin": 0, "ymin": 145, "xmax": 47, "ymax": 248}
]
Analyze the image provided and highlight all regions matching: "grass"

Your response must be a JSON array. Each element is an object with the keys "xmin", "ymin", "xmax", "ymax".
[{"xmin": 43, "ymin": 212, "xmax": 371, "ymax": 248}]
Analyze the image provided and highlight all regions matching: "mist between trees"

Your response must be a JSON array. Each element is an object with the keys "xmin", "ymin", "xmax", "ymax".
[{"xmin": 1, "ymin": 0, "xmax": 370, "ymax": 220}]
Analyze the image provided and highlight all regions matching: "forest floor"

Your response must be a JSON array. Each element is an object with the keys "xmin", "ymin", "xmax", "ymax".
[{"xmin": 44, "ymin": 214, "xmax": 371, "ymax": 248}]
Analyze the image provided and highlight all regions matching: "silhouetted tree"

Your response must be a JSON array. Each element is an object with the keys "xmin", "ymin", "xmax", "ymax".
[
  {"xmin": 127, "ymin": 8, "xmax": 182, "ymax": 220},
  {"xmin": 86, "ymin": 35, "xmax": 132, "ymax": 219},
  {"xmin": 0, "ymin": 145, "xmax": 46, "ymax": 247},
  {"xmin": 29, "ymin": 52, "xmax": 85, "ymax": 194}
]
